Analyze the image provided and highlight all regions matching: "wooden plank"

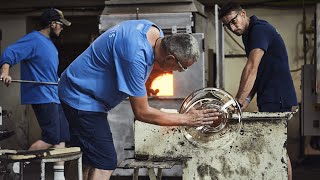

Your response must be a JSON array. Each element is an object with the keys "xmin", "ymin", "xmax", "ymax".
[{"xmin": 0, "ymin": 147, "xmax": 81, "ymax": 160}]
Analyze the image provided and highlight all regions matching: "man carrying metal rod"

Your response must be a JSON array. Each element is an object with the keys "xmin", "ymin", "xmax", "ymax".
[
  {"xmin": 0, "ymin": 78, "xmax": 58, "ymax": 85},
  {"xmin": 0, "ymin": 8, "xmax": 71, "ymax": 180}
]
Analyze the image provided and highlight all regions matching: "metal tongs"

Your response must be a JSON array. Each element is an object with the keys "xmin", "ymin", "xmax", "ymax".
[{"xmin": 0, "ymin": 78, "xmax": 58, "ymax": 85}]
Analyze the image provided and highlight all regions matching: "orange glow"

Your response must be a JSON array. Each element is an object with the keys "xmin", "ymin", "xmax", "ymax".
[{"xmin": 150, "ymin": 73, "xmax": 173, "ymax": 96}]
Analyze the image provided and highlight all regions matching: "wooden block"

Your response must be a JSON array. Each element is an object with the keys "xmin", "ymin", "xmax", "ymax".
[{"xmin": 0, "ymin": 149, "xmax": 18, "ymax": 155}]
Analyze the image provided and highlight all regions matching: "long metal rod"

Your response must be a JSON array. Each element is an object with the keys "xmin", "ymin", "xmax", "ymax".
[{"xmin": 0, "ymin": 78, "xmax": 58, "ymax": 85}]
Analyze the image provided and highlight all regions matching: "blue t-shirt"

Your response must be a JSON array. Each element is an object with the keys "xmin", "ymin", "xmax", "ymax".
[
  {"xmin": 242, "ymin": 16, "xmax": 297, "ymax": 107},
  {"xmin": 58, "ymin": 20, "xmax": 164, "ymax": 112},
  {"xmin": 0, "ymin": 31, "xmax": 60, "ymax": 104}
]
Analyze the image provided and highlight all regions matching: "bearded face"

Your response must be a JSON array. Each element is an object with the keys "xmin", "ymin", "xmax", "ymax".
[{"xmin": 49, "ymin": 21, "xmax": 64, "ymax": 39}]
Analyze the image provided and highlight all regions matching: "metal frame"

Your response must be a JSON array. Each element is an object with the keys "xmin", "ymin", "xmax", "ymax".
[
  {"xmin": 0, "ymin": 106, "xmax": 2, "ymax": 126},
  {"xmin": 215, "ymin": 4, "xmax": 225, "ymax": 89},
  {"xmin": 317, "ymin": 3, "xmax": 320, "ymax": 104},
  {"xmin": 301, "ymin": 65, "xmax": 320, "ymax": 136},
  {"xmin": 117, "ymin": 159, "xmax": 178, "ymax": 180},
  {"xmin": 100, "ymin": 13, "xmax": 194, "ymax": 32},
  {"xmin": 102, "ymin": 0, "xmax": 206, "ymax": 17},
  {"xmin": 0, "ymin": 152, "xmax": 82, "ymax": 180}
]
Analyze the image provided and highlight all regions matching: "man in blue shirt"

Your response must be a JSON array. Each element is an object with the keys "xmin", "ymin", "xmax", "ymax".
[
  {"xmin": 59, "ymin": 20, "xmax": 220, "ymax": 180},
  {"xmin": 219, "ymin": 2, "xmax": 297, "ymax": 180},
  {"xmin": 0, "ymin": 8, "xmax": 71, "ymax": 180}
]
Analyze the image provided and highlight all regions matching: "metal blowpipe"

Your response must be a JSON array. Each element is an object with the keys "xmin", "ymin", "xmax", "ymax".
[{"xmin": 0, "ymin": 78, "xmax": 58, "ymax": 85}]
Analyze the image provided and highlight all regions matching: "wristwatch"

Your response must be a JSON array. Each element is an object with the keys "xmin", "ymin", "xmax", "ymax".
[{"xmin": 245, "ymin": 97, "xmax": 251, "ymax": 104}]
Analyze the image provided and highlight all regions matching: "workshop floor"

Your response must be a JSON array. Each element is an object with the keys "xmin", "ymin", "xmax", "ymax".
[
  {"xmin": 292, "ymin": 156, "xmax": 320, "ymax": 180},
  {"xmin": 5, "ymin": 157, "xmax": 319, "ymax": 180}
]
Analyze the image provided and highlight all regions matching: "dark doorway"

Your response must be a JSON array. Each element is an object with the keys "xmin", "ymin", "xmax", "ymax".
[{"xmin": 27, "ymin": 15, "xmax": 99, "ymax": 76}]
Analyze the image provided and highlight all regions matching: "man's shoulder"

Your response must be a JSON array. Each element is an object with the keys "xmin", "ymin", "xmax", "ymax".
[
  {"xmin": 251, "ymin": 16, "xmax": 275, "ymax": 30},
  {"xmin": 250, "ymin": 19, "xmax": 276, "ymax": 36},
  {"xmin": 25, "ymin": 31, "xmax": 39, "ymax": 37},
  {"xmin": 8, "ymin": 31, "xmax": 38, "ymax": 47},
  {"xmin": 18, "ymin": 31, "xmax": 42, "ymax": 42}
]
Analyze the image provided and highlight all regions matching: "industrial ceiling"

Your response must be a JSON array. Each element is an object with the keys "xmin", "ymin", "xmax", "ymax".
[{"xmin": 0, "ymin": 0, "xmax": 318, "ymax": 14}]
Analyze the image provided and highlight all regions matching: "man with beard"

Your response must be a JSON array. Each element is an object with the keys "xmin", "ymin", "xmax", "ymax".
[{"xmin": 0, "ymin": 8, "xmax": 71, "ymax": 180}]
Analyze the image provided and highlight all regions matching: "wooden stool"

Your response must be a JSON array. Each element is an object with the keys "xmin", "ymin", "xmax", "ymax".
[
  {"xmin": 117, "ymin": 159, "xmax": 179, "ymax": 180},
  {"xmin": 0, "ymin": 147, "xmax": 82, "ymax": 180}
]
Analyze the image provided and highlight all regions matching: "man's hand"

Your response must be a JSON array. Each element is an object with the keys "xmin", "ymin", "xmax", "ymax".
[
  {"xmin": 1, "ymin": 63, "xmax": 11, "ymax": 86},
  {"xmin": 0, "ymin": 73, "xmax": 12, "ymax": 86},
  {"xmin": 185, "ymin": 108, "xmax": 221, "ymax": 127}
]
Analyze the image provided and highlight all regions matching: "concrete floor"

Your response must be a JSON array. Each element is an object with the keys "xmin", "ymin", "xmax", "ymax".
[{"xmin": 292, "ymin": 156, "xmax": 320, "ymax": 180}]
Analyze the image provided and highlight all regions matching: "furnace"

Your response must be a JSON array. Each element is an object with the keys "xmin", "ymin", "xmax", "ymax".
[{"xmin": 100, "ymin": 0, "xmax": 207, "ymax": 99}]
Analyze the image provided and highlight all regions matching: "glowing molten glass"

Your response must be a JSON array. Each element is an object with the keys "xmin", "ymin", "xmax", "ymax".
[{"xmin": 150, "ymin": 73, "xmax": 173, "ymax": 96}]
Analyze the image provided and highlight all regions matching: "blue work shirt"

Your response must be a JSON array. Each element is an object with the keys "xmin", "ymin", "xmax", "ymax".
[
  {"xmin": 0, "ymin": 31, "xmax": 60, "ymax": 104},
  {"xmin": 242, "ymin": 16, "xmax": 298, "ymax": 108},
  {"xmin": 59, "ymin": 20, "xmax": 164, "ymax": 112}
]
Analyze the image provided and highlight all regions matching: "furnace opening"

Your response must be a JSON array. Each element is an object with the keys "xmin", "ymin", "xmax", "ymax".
[{"xmin": 146, "ymin": 64, "xmax": 173, "ymax": 97}]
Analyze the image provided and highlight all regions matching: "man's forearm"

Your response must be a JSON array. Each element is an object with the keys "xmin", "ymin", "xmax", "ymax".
[
  {"xmin": 236, "ymin": 48, "xmax": 264, "ymax": 104},
  {"xmin": 134, "ymin": 105, "xmax": 187, "ymax": 126},
  {"xmin": 236, "ymin": 66, "xmax": 257, "ymax": 103},
  {"xmin": 129, "ymin": 96, "xmax": 220, "ymax": 127}
]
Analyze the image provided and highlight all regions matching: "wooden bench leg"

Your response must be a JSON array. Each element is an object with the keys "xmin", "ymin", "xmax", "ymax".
[{"xmin": 133, "ymin": 168, "xmax": 139, "ymax": 180}]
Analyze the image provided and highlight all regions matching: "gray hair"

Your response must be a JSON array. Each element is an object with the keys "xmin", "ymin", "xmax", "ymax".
[{"xmin": 161, "ymin": 33, "xmax": 200, "ymax": 64}]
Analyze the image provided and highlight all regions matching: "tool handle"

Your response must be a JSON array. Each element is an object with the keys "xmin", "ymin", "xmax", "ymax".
[{"xmin": 0, "ymin": 78, "xmax": 58, "ymax": 85}]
